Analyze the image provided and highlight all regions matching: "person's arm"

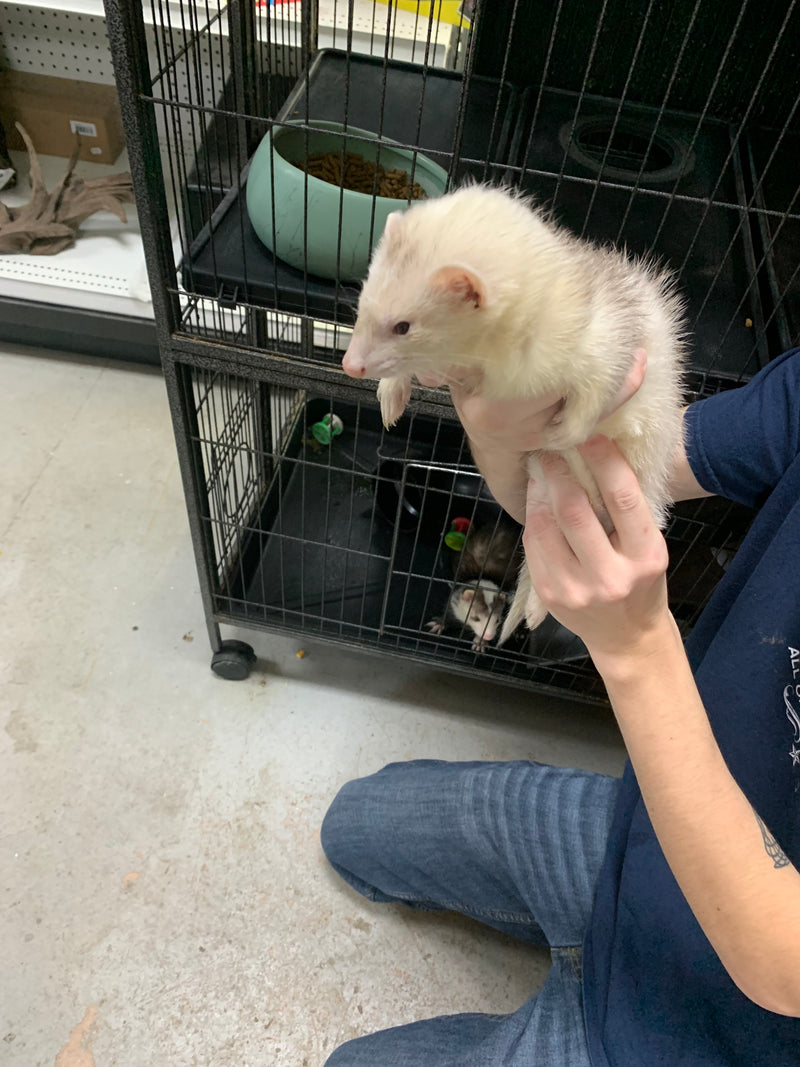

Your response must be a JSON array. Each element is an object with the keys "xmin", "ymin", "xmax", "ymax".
[
  {"xmin": 523, "ymin": 438, "xmax": 800, "ymax": 1017},
  {"xmin": 668, "ymin": 406, "xmax": 715, "ymax": 501}
]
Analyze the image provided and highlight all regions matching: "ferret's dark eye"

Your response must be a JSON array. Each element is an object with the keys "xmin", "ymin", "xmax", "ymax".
[{"xmin": 393, "ymin": 321, "xmax": 410, "ymax": 335}]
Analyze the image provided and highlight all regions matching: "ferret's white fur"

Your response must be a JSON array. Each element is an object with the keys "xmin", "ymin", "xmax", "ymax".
[{"xmin": 343, "ymin": 184, "xmax": 687, "ymax": 643}]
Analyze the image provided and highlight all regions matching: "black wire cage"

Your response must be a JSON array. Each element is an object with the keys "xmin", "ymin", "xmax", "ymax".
[{"xmin": 104, "ymin": 0, "xmax": 799, "ymax": 700}]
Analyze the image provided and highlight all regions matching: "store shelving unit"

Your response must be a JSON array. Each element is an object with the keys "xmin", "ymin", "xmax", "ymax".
[{"xmin": 0, "ymin": 2, "xmax": 159, "ymax": 359}]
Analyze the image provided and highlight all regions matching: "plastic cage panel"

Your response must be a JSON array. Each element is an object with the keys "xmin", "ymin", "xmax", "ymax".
[
  {"xmin": 103, "ymin": 0, "xmax": 800, "ymax": 694},
  {"xmin": 746, "ymin": 126, "xmax": 800, "ymax": 352}
]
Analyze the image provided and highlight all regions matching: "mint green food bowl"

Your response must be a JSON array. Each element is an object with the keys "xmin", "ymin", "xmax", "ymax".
[{"xmin": 245, "ymin": 120, "xmax": 448, "ymax": 282}]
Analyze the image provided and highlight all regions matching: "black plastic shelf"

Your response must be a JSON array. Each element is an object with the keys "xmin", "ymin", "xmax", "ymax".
[
  {"xmin": 181, "ymin": 73, "xmax": 297, "ymax": 244},
  {"xmin": 183, "ymin": 50, "xmax": 521, "ymax": 319},
  {"xmin": 222, "ymin": 398, "xmax": 493, "ymax": 636},
  {"xmin": 746, "ymin": 128, "xmax": 800, "ymax": 352},
  {"xmin": 518, "ymin": 88, "xmax": 768, "ymax": 382},
  {"xmin": 212, "ymin": 395, "xmax": 605, "ymax": 690}
]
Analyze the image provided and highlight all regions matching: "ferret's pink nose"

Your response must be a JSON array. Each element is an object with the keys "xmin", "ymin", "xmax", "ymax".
[{"xmin": 342, "ymin": 349, "xmax": 366, "ymax": 378}]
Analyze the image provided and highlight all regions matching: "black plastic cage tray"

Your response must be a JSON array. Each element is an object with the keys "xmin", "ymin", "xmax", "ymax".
[
  {"xmin": 183, "ymin": 49, "xmax": 521, "ymax": 319},
  {"xmin": 181, "ymin": 73, "xmax": 297, "ymax": 243},
  {"xmin": 196, "ymin": 384, "xmax": 754, "ymax": 700},
  {"xmin": 210, "ymin": 392, "xmax": 605, "ymax": 695},
  {"xmin": 746, "ymin": 128, "xmax": 800, "ymax": 352},
  {"xmin": 518, "ymin": 88, "xmax": 767, "ymax": 382}
]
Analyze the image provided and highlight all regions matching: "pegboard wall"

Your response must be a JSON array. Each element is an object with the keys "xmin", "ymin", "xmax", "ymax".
[
  {"xmin": 0, "ymin": 6, "xmax": 116, "ymax": 85},
  {"xmin": 0, "ymin": 3, "xmax": 454, "ymax": 92},
  {"xmin": 0, "ymin": 3, "xmax": 438, "ymax": 162},
  {"xmin": 0, "ymin": 4, "xmax": 235, "ymax": 97},
  {"xmin": 0, "ymin": 4, "xmax": 238, "ymax": 162},
  {"xmin": 0, "ymin": 1, "xmax": 460, "ymax": 200}
]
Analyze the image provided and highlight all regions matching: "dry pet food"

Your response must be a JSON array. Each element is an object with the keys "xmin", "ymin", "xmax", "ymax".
[{"xmin": 299, "ymin": 151, "xmax": 428, "ymax": 200}]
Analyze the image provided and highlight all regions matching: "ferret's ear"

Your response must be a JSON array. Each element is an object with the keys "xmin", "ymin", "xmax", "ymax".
[
  {"xmin": 429, "ymin": 265, "xmax": 486, "ymax": 309},
  {"xmin": 461, "ymin": 588, "xmax": 475, "ymax": 604},
  {"xmin": 382, "ymin": 211, "xmax": 405, "ymax": 242}
]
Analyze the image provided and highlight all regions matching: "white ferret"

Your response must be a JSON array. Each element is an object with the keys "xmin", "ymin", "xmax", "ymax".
[{"xmin": 342, "ymin": 184, "xmax": 687, "ymax": 643}]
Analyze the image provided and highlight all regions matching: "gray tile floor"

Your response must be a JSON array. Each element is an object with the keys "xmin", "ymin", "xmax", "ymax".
[{"xmin": 1, "ymin": 343, "xmax": 627, "ymax": 1067}]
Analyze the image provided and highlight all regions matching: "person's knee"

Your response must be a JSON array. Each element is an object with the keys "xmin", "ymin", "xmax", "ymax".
[
  {"xmin": 320, "ymin": 760, "xmax": 442, "ymax": 872},
  {"xmin": 320, "ymin": 768, "xmax": 392, "ymax": 869},
  {"xmin": 322, "ymin": 1038, "xmax": 361, "ymax": 1067},
  {"xmin": 319, "ymin": 776, "xmax": 359, "ymax": 868}
]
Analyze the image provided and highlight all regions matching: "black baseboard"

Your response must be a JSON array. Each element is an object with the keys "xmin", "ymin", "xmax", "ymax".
[{"xmin": 0, "ymin": 296, "xmax": 160, "ymax": 367}]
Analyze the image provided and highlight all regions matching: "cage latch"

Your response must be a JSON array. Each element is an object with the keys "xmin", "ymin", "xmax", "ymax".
[{"xmin": 216, "ymin": 283, "xmax": 240, "ymax": 310}]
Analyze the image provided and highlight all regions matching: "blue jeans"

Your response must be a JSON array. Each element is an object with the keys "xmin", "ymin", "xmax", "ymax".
[{"xmin": 320, "ymin": 759, "xmax": 620, "ymax": 1066}]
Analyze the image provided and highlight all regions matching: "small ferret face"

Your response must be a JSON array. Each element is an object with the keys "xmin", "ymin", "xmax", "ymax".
[
  {"xmin": 341, "ymin": 311, "xmax": 418, "ymax": 379},
  {"xmin": 341, "ymin": 265, "xmax": 488, "ymax": 382},
  {"xmin": 460, "ymin": 585, "xmax": 506, "ymax": 643},
  {"xmin": 342, "ymin": 207, "xmax": 488, "ymax": 384}
]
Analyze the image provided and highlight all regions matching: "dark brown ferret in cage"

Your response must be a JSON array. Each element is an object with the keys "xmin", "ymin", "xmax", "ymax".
[
  {"xmin": 426, "ymin": 520, "xmax": 523, "ymax": 653},
  {"xmin": 454, "ymin": 520, "xmax": 523, "ymax": 589}
]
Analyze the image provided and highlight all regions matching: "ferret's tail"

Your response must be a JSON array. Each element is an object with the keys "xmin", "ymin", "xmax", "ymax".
[
  {"xmin": 498, "ymin": 567, "xmax": 529, "ymax": 646},
  {"xmin": 498, "ymin": 566, "xmax": 548, "ymax": 646}
]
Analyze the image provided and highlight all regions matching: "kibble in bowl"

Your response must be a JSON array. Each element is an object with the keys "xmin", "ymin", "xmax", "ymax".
[
  {"xmin": 246, "ymin": 120, "xmax": 448, "ymax": 281},
  {"xmin": 299, "ymin": 151, "xmax": 429, "ymax": 201}
]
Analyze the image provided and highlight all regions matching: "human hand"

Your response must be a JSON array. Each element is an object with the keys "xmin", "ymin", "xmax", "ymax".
[
  {"xmin": 431, "ymin": 349, "xmax": 647, "ymax": 525},
  {"xmin": 447, "ymin": 347, "xmax": 648, "ymax": 457},
  {"xmin": 522, "ymin": 434, "xmax": 672, "ymax": 669}
]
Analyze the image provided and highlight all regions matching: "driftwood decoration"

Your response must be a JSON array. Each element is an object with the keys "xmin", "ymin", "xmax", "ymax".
[{"xmin": 0, "ymin": 123, "xmax": 135, "ymax": 255}]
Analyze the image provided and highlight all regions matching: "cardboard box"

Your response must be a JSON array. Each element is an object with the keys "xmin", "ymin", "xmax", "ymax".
[{"xmin": 0, "ymin": 70, "xmax": 126, "ymax": 164}]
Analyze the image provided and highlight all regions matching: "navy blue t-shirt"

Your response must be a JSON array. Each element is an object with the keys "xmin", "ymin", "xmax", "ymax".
[{"xmin": 583, "ymin": 348, "xmax": 800, "ymax": 1065}]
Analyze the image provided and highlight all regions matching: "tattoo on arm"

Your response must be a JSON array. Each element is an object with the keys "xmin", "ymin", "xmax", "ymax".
[{"xmin": 754, "ymin": 812, "xmax": 790, "ymax": 869}]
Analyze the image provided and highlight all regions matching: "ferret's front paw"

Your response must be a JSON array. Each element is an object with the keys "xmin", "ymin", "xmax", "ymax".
[
  {"xmin": 377, "ymin": 376, "xmax": 412, "ymax": 429},
  {"xmin": 525, "ymin": 590, "xmax": 548, "ymax": 631},
  {"xmin": 425, "ymin": 619, "xmax": 444, "ymax": 634},
  {"xmin": 471, "ymin": 636, "xmax": 487, "ymax": 653}
]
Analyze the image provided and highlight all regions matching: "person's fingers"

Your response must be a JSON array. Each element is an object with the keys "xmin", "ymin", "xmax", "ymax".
[
  {"xmin": 455, "ymin": 391, "xmax": 566, "ymax": 449},
  {"xmin": 538, "ymin": 452, "xmax": 617, "ymax": 564},
  {"xmin": 523, "ymin": 476, "xmax": 578, "ymax": 573},
  {"xmin": 577, "ymin": 435, "xmax": 664, "ymax": 560}
]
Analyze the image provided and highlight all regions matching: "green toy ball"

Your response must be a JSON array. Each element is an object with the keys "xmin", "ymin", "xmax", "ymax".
[{"xmin": 311, "ymin": 413, "xmax": 344, "ymax": 445}]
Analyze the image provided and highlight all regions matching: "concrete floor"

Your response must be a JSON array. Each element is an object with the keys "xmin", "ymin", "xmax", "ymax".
[{"xmin": 0, "ymin": 342, "xmax": 627, "ymax": 1067}]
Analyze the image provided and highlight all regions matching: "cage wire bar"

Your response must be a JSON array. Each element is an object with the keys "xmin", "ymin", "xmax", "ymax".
[{"xmin": 104, "ymin": 0, "xmax": 800, "ymax": 695}]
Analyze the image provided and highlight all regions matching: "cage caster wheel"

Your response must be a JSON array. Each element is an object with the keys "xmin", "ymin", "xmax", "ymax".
[{"xmin": 211, "ymin": 640, "xmax": 256, "ymax": 680}]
